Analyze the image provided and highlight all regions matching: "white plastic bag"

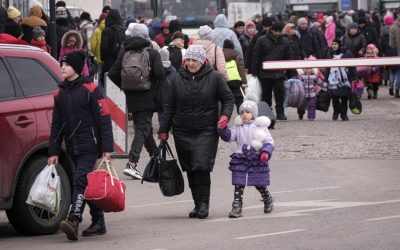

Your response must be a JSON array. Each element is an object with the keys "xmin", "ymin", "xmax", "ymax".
[
  {"xmin": 26, "ymin": 164, "xmax": 61, "ymax": 214},
  {"xmin": 245, "ymin": 74, "xmax": 262, "ymax": 101}
]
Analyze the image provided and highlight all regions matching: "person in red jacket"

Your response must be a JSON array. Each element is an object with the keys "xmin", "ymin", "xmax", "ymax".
[
  {"xmin": 0, "ymin": 23, "xmax": 28, "ymax": 44},
  {"xmin": 154, "ymin": 21, "xmax": 169, "ymax": 47}
]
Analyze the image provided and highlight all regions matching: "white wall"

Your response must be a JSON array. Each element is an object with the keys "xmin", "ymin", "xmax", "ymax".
[{"xmin": 60, "ymin": 0, "xmax": 104, "ymax": 20}]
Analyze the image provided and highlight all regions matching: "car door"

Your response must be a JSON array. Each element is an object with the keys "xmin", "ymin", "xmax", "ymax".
[
  {"xmin": 6, "ymin": 57, "xmax": 59, "ymax": 143},
  {"xmin": 0, "ymin": 59, "xmax": 37, "ymax": 199}
]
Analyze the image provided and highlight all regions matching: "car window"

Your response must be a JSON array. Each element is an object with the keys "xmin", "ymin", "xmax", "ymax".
[
  {"xmin": 0, "ymin": 60, "xmax": 15, "ymax": 100},
  {"xmin": 7, "ymin": 57, "xmax": 58, "ymax": 97}
]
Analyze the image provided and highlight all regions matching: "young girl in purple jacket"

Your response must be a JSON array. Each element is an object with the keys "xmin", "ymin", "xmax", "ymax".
[{"xmin": 218, "ymin": 94, "xmax": 274, "ymax": 218}]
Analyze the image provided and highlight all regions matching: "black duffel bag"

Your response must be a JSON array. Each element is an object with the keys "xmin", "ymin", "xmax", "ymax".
[
  {"xmin": 158, "ymin": 140, "xmax": 184, "ymax": 197},
  {"xmin": 316, "ymin": 89, "xmax": 331, "ymax": 112}
]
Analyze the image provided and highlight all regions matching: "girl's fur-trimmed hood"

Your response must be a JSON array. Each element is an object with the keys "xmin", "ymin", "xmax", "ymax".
[
  {"xmin": 61, "ymin": 30, "xmax": 83, "ymax": 48},
  {"xmin": 235, "ymin": 115, "xmax": 272, "ymax": 150}
]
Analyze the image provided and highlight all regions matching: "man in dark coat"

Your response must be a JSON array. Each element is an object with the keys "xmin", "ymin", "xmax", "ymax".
[
  {"xmin": 108, "ymin": 23, "xmax": 165, "ymax": 180},
  {"xmin": 158, "ymin": 45, "xmax": 234, "ymax": 219},
  {"xmin": 251, "ymin": 22, "xmax": 291, "ymax": 120},
  {"xmin": 297, "ymin": 17, "xmax": 322, "ymax": 59}
]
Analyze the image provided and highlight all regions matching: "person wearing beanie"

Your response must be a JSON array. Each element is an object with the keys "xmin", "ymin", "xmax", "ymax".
[
  {"xmin": 31, "ymin": 26, "xmax": 50, "ymax": 53},
  {"xmin": 251, "ymin": 21, "xmax": 291, "ymax": 120},
  {"xmin": 59, "ymin": 30, "xmax": 90, "ymax": 77},
  {"xmin": 342, "ymin": 22, "xmax": 366, "ymax": 57},
  {"xmin": 245, "ymin": 16, "xmax": 274, "ymax": 72},
  {"xmin": 193, "ymin": 25, "xmax": 228, "ymax": 80},
  {"xmin": 217, "ymin": 92, "xmax": 274, "ymax": 218},
  {"xmin": 55, "ymin": 6, "xmax": 75, "ymax": 59},
  {"xmin": 239, "ymin": 21, "xmax": 258, "ymax": 57},
  {"xmin": 7, "ymin": 6, "xmax": 21, "ymax": 20},
  {"xmin": 158, "ymin": 44, "xmax": 234, "ymax": 219},
  {"xmin": 0, "ymin": 22, "xmax": 28, "ymax": 45},
  {"xmin": 282, "ymin": 22, "xmax": 305, "ymax": 79},
  {"xmin": 108, "ymin": 18, "xmax": 165, "ymax": 181},
  {"xmin": 325, "ymin": 38, "xmax": 355, "ymax": 121},
  {"xmin": 49, "ymin": 50, "xmax": 113, "ymax": 241},
  {"xmin": 325, "ymin": 16, "xmax": 336, "ymax": 47},
  {"xmin": 4, "ymin": 6, "xmax": 23, "ymax": 39},
  {"xmin": 223, "ymin": 39, "xmax": 248, "ymax": 113},
  {"xmin": 364, "ymin": 43, "xmax": 381, "ymax": 99}
]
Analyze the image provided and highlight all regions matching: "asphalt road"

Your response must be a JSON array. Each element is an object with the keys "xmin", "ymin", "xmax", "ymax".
[{"xmin": 1, "ymin": 86, "xmax": 400, "ymax": 250}]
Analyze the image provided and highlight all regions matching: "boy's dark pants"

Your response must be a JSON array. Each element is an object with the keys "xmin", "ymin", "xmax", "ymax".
[
  {"xmin": 259, "ymin": 78, "xmax": 285, "ymax": 115},
  {"xmin": 69, "ymin": 153, "xmax": 103, "ymax": 222},
  {"xmin": 129, "ymin": 111, "xmax": 157, "ymax": 163}
]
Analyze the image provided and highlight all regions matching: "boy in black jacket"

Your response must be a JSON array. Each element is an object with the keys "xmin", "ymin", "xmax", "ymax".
[{"xmin": 48, "ymin": 51, "xmax": 114, "ymax": 241}]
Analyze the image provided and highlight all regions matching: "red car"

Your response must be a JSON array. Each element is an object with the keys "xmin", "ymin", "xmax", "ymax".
[{"xmin": 0, "ymin": 44, "xmax": 73, "ymax": 235}]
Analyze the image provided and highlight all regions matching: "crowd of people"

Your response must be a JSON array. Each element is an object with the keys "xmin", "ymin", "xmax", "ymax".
[{"xmin": 1, "ymin": 1, "xmax": 400, "ymax": 241}]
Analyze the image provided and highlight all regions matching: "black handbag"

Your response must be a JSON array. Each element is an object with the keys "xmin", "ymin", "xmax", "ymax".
[
  {"xmin": 141, "ymin": 144, "xmax": 162, "ymax": 183},
  {"xmin": 158, "ymin": 141, "xmax": 184, "ymax": 197},
  {"xmin": 316, "ymin": 89, "xmax": 331, "ymax": 112}
]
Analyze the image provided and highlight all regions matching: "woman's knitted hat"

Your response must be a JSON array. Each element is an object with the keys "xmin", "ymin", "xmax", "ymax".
[
  {"xmin": 223, "ymin": 39, "xmax": 234, "ymax": 49},
  {"xmin": 183, "ymin": 45, "xmax": 206, "ymax": 64},
  {"xmin": 198, "ymin": 25, "xmax": 214, "ymax": 40},
  {"xmin": 384, "ymin": 14, "xmax": 394, "ymax": 25},
  {"xmin": 126, "ymin": 23, "xmax": 149, "ymax": 39},
  {"xmin": 7, "ymin": 6, "xmax": 21, "ymax": 19}
]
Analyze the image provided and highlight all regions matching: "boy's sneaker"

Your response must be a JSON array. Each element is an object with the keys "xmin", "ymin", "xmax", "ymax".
[{"xmin": 123, "ymin": 162, "xmax": 142, "ymax": 180}]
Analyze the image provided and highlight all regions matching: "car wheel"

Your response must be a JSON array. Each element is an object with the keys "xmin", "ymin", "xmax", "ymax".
[{"xmin": 6, "ymin": 156, "xmax": 71, "ymax": 235}]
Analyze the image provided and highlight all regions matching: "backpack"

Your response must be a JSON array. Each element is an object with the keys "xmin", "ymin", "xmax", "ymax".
[
  {"xmin": 284, "ymin": 79, "xmax": 305, "ymax": 108},
  {"xmin": 226, "ymin": 60, "xmax": 241, "ymax": 81},
  {"xmin": 121, "ymin": 49, "xmax": 151, "ymax": 91}
]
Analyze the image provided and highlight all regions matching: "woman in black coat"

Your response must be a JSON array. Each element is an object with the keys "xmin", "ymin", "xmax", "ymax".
[{"xmin": 159, "ymin": 45, "xmax": 234, "ymax": 219}]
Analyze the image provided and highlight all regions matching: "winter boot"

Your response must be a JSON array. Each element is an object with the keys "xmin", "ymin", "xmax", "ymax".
[
  {"xmin": 228, "ymin": 201, "xmax": 243, "ymax": 218},
  {"xmin": 60, "ymin": 217, "xmax": 79, "ymax": 241},
  {"xmin": 82, "ymin": 217, "xmax": 106, "ymax": 236},
  {"xmin": 395, "ymin": 90, "xmax": 400, "ymax": 98},
  {"xmin": 389, "ymin": 85, "xmax": 394, "ymax": 96},
  {"xmin": 340, "ymin": 113, "xmax": 349, "ymax": 121},
  {"xmin": 189, "ymin": 202, "xmax": 200, "ymax": 218},
  {"xmin": 197, "ymin": 202, "xmax": 209, "ymax": 219},
  {"xmin": 373, "ymin": 90, "xmax": 378, "ymax": 99},
  {"xmin": 367, "ymin": 89, "xmax": 373, "ymax": 99},
  {"xmin": 332, "ymin": 112, "xmax": 339, "ymax": 121},
  {"xmin": 262, "ymin": 196, "xmax": 274, "ymax": 214}
]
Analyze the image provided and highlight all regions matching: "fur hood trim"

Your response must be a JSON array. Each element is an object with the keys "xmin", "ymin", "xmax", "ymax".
[
  {"xmin": 61, "ymin": 30, "xmax": 83, "ymax": 48},
  {"xmin": 255, "ymin": 116, "xmax": 271, "ymax": 127}
]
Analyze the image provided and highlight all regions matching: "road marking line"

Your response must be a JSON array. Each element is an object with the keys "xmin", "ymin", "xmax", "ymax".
[
  {"xmin": 129, "ymin": 200, "xmax": 192, "ymax": 208},
  {"xmin": 366, "ymin": 215, "xmax": 400, "ymax": 221},
  {"xmin": 272, "ymin": 186, "xmax": 340, "ymax": 194},
  {"xmin": 234, "ymin": 229, "xmax": 306, "ymax": 240}
]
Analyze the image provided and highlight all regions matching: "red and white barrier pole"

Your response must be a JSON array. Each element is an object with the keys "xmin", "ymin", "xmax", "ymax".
[
  {"xmin": 104, "ymin": 73, "xmax": 128, "ymax": 157},
  {"xmin": 263, "ymin": 56, "xmax": 400, "ymax": 70}
]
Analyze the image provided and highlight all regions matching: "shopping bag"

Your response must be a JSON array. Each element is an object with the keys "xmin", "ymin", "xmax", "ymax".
[
  {"xmin": 84, "ymin": 159, "xmax": 126, "ymax": 212},
  {"xmin": 158, "ymin": 141, "xmax": 184, "ymax": 197},
  {"xmin": 26, "ymin": 164, "xmax": 61, "ymax": 214},
  {"xmin": 141, "ymin": 144, "xmax": 162, "ymax": 183},
  {"xmin": 245, "ymin": 75, "xmax": 262, "ymax": 101},
  {"xmin": 316, "ymin": 89, "xmax": 331, "ymax": 112}
]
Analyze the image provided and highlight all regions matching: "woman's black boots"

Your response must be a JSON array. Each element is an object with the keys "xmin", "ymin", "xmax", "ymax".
[{"xmin": 82, "ymin": 217, "xmax": 106, "ymax": 236}]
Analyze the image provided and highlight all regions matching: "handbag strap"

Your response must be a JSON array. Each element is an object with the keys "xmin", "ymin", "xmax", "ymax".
[
  {"xmin": 161, "ymin": 140, "xmax": 175, "ymax": 160},
  {"xmin": 97, "ymin": 158, "xmax": 124, "ymax": 192}
]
